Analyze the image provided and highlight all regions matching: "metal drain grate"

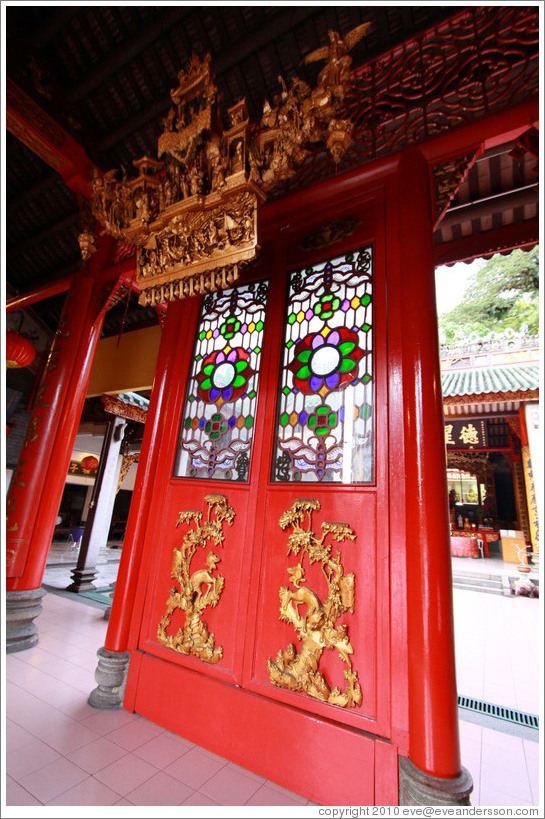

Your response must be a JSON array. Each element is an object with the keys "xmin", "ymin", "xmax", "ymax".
[{"xmin": 458, "ymin": 695, "xmax": 539, "ymax": 729}]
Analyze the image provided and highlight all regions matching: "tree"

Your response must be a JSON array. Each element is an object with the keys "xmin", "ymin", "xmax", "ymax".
[{"xmin": 438, "ymin": 246, "xmax": 539, "ymax": 342}]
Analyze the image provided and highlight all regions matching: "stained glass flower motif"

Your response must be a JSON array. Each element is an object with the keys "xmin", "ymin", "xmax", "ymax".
[
  {"xmin": 197, "ymin": 348, "xmax": 254, "ymax": 403},
  {"xmin": 288, "ymin": 328, "xmax": 363, "ymax": 395},
  {"xmin": 313, "ymin": 294, "xmax": 341, "ymax": 320},
  {"xmin": 205, "ymin": 413, "xmax": 228, "ymax": 440},
  {"xmin": 307, "ymin": 405, "xmax": 337, "ymax": 437},
  {"xmin": 220, "ymin": 317, "xmax": 241, "ymax": 340}
]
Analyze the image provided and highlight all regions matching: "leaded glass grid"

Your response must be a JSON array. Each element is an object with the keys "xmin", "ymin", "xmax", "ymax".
[
  {"xmin": 174, "ymin": 280, "xmax": 268, "ymax": 481},
  {"xmin": 272, "ymin": 248, "xmax": 373, "ymax": 483}
]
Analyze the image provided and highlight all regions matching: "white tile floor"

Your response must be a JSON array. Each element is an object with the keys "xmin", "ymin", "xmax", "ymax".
[
  {"xmin": 4, "ymin": 569, "xmax": 542, "ymax": 809},
  {"xmin": 4, "ymin": 592, "xmax": 312, "ymax": 809}
]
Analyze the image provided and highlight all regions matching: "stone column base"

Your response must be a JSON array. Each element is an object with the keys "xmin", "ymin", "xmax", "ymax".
[
  {"xmin": 88, "ymin": 646, "xmax": 130, "ymax": 709},
  {"xmin": 6, "ymin": 587, "xmax": 46, "ymax": 653},
  {"xmin": 399, "ymin": 756, "xmax": 473, "ymax": 806},
  {"xmin": 66, "ymin": 568, "xmax": 97, "ymax": 593}
]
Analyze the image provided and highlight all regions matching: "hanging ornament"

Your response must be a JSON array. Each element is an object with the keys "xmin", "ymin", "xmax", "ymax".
[
  {"xmin": 80, "ymin": 455, "xmax": 99, "ymax": 472},
  {"xmin": 6, "ymin": 330, "xmax": 36, "ymax": 369}
]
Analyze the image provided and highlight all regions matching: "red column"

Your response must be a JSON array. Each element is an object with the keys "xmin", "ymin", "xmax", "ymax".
[
  {"xmin": 104, "ymin": 298, "xmax": 187, "ymax": 652},
  {"xmin": 7, "ymin": 274, "xmax": 96, "ymax": 585},
  {"xmin": 7, "ymin": 240, "xmax": 115, "ymax": 591},
  {"xmin": 395, "ymin": 149, "xmax": 462, "ymax": 779}
]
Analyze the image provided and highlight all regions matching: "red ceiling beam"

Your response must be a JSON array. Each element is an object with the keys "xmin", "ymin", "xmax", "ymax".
[
  {"xmin": 421, "ymin": 99, "xmax": 539, "ymax": 167},
  {"xmin": 6, "ymin": 78, "xmax": 96, "ymax": 198},
  {"xmin": 6, "ymin": 275, "xmax": 74, "ymax": 313},
  {"xmin": 433, "ymin": 219, "xmax": 539, "ymax": 267}
]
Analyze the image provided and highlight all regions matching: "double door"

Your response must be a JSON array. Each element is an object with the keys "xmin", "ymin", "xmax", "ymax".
[{"xmin": 133, "ymin": 193, "xmax": 390, "ymax": 742}]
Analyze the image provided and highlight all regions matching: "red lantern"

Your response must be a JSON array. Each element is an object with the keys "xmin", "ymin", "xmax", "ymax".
[
  {"xmin": 6, "ymin": 331, "xmax": 36, "ymax": 369},
  {"xmin": 81, "ymin": 455, "xmax": 99, "ymax": 472}
]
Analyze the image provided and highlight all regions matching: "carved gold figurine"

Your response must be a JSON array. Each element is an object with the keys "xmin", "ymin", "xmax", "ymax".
[
  {"xmin": 90, "ymin": 24, "xmax": 371, "ymax": 305},
  {"xmin": 157, "ymin": 493, "xmax": 235, "ymax": 664},
  {"xmin": 268, "ymin": 498, "xmax": 362, "ymax": 708}
]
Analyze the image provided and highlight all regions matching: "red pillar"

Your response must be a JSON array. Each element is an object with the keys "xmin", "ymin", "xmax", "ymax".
[
  {"xmin": 6, "ymin": 237, "xmax": 116, "ymax": 650},
  {"xmin": 6, "ymin": 272, "xmax": 98, "ymax": 586},
  {"xmin": 88, "ymin": 298, "xmax": 187, "ymax": 708},
  {"xmin": 104, "ymin": 298, "xmax": 187, "ymax": 652},
  {"xmin": 394, "ymin": 149, "xmax": 463, "ymax": 781}
]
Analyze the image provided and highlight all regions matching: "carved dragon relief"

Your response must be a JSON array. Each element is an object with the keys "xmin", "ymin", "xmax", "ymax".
[
  {"xmin": 268, "ymin": 498, "xmax": 362, "ymax": 708},
  {"xmin": 157, "ymin": 493, "xmax": 235, "ymax": 664}
]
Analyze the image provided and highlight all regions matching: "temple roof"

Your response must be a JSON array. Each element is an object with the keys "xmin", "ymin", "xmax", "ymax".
[{"xmin": 441, "ymin": 363, "xmax": 539, "ymax": 400}]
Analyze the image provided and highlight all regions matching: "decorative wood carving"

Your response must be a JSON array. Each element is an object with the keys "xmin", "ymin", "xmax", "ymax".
[
  {"xmin": 268, "ymin": 498, "xmax": 362, "ymax": 708},
  {"xmin": 433, "ymin": 149, "xmax": 482, "ymax": 227},
  {"xmin": 298, "ymin": 216, "xmax": 360, "ymax": 251},
  {"xmin": 101, "ymin": 394, "xmax": 147, "ymax": 424},
  {"xmin": 157, "ymin": 494, "xmax": 235, "ymax": 663},
  {"xmin": 91, "ymin": 26, "xmax": 372, "ymax": 305},
  {"xmin": 116, "ymin": 453, "xmax": 139, "ymax": 495}
]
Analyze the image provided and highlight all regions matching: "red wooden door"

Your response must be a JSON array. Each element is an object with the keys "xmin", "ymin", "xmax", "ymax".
[{"xmin": 131, "ymin": 187, "xmax": 392, "ymax": 787}]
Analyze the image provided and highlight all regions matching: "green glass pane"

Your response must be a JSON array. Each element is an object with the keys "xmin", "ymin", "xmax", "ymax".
[
  {"xmin": 362, "ymin": 323, "xmax": 371, "ymax": 332},
  {"xmin": 244, "ymin": 416, "xmax": 253, "ymax": 428},
  {"xmin": 296, "ymin": 365, "xmax": 311, "ymax": 379},
  {"xmin": 288, "ymin": 314, "xmax": 296, "ymax": 324},
  {"xmin": 280, "ymin": 412, "xmax": 289, "ymax": 426},
  {"xmin": 339, "ymin": 359, "xmax": 355, "ymax": 373},
  {"xmin": 184, "ymin": 418, "xmax": 192, "ymax": 429},
  {"xmin": 316, "ymin": 426, "xmax": 329, "ymax": 436},
  {"xmin": 361, "ymin": 294, "xmax": 371, "ymax": 306},
  {"xmin": 256, "ymin": 320, "xmax": 263, "ymax": 331},
  {"xmin": 199, "ymin": 331, "xmax": 206, "ymax": 340},
  {"xmin": 233, "ymin": 375, "xmax": 246, "ymax": 387},
  {"xmin": 203, "ymin": 364, "xmax": 215, "ymax": 375},
  {"xmin": 362, "ymin": 374, "xmax": 371, "ymax": 383},
  {"xmin": 338, "ymin": 341, "xmax": 356, "ymax": 355},
  {"xmin": 200, "ymin": 377, "xmax": 212, "ymax": 390},
  {"xmin": 235, "ymin": 360, "xmax": 247, "ymax": 373},
  {"xmin": 297, "ymin": 349, "xmax": 312, "ymax": 363}
]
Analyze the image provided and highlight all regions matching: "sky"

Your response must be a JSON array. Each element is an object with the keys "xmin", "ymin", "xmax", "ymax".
[{"xmin": 434, "ymin": 258, "xmax": 484, "ymax": 316}]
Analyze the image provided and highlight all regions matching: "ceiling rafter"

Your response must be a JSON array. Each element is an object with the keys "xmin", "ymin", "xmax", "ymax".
[{"xmin": 67, "ymin": 6, "xmax": 190, "ymax": 103}]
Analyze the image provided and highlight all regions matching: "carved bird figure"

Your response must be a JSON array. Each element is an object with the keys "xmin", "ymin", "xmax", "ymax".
[
  {"xmin": 303, "ymin": 22, "xmax": 372, "ymax": 69},
  {"xmin": 303, "ymin": 22, "xmax": 372, "ymax": 101}
]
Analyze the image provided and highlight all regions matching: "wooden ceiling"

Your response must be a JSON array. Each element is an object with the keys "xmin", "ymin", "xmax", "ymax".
[{"xmin": 5, "ymin": 5, "xmax": 539, "ymax": 342}]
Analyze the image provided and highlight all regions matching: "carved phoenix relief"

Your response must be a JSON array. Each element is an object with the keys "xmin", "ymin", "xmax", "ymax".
[
  {"xmin": 157, "ymin": 493, "xmax": 235, "ymax": 664},
  {"xmin": 268, "ymin": 498, "xmax": 362, "ymax": 708}
]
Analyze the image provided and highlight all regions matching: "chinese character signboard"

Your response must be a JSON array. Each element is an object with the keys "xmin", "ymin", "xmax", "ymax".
[{"xmin": 444, "ymin": 419, "xmax": 488, "ymax": 449}]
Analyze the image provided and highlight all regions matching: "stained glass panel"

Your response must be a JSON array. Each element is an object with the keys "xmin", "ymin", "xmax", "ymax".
[
  {"xmin": 272, "ymin": 248, "xmax": 373, "ymax": 483},
  {"xmin": 174, "ymin": 281, "xmax": 268, "ymax": 481}
]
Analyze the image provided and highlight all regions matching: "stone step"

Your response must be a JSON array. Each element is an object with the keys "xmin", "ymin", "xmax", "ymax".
[
  {"xmin": 453, "ymin": 573, "xmax": 503, "ymax": 587},
  {"xmin": 453, "ymin": 581, "xmax": 505, "ymax": 596},
  {"xmin": 452, "ymin": 573, "xmax": 506, "ymax": 596}
]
